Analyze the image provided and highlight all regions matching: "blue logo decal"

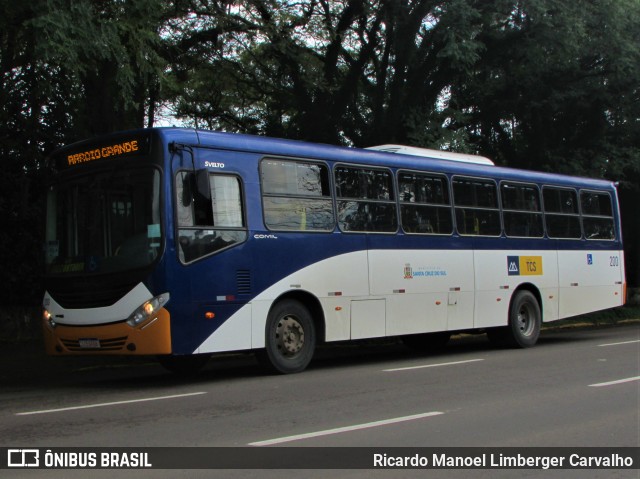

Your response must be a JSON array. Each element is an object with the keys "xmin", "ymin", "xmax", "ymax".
[{"xmin": 507, "ymin": 256, "xmax": 520, "ymax": 276}]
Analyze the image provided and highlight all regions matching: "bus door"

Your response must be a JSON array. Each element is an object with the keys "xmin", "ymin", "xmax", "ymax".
[{"xmin": 170, "ymin": 146, "xmax": 253, "ymax": 354}]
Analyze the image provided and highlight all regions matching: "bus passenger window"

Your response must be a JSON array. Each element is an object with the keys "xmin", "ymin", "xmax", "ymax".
[
  {"xmin": 543, "ymin": 187, "xmax": 581, "ymax": 239},
  {"xmin": 452, "ymin": 177, "xmax": 501, "ymax": 236},
  {"xmin": 335, "ymin": 166, "xmax": 397, "ymax": 233},
  {"xmin": 581, "ymin": 191, "xmax": 615, "ymax": 240},
  {"xmin": 398, "ymin": 171, "xmax": 452, "ymax": 235},
  {"xmin": 501, "ymin": 183, "xmax": 543, "ymax": 238},
  {"xmin": 261, "ymin": 159, "xmax": 334, "ymax": 231},
  {"xmin": 176, "ymin": 172, "xmax": 247, "ymax": 263}
]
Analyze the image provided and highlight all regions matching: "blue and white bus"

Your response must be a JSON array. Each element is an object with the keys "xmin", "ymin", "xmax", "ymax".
[{"xmin": 43, "ymin": 128, "xmax": 626, "ymax": 373}]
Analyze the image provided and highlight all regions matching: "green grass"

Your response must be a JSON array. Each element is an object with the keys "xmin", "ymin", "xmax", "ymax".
[{"xmin": 543, "ymin": 305, "xmax": 640, "ymax": 329}]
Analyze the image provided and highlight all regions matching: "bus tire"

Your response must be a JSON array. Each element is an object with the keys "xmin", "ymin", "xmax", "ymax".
[
  {"xmin": 490, "ymin": 290, "xmax": 541, "ymax": 348},
  {"xmin": 261, "ymin": 299, "xmax": 316, "ymax": 374},
  {"xmin": 509, "ymin": 290, "xmax": 541, "ymax": 347}
]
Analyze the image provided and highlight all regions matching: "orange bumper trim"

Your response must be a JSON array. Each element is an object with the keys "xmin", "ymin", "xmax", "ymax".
[{"xmin": 43, "ymin": 308, "xmax": 172, "ymax": 356}]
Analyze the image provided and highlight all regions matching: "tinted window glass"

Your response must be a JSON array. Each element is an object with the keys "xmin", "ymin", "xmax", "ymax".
[
  {"xmin": 581, "ymin": 191, "xmax": 613, "ymax": 216},
  {"xmin": 581, "ymin": 191, "xmax": 615, "ymax": 240},
  {"xmin": 335, "ymin": 166, "xmax": 396, "ymax": 232},
  {"xmin": 543, "ymin": 187, "xmax": 581, "ymax": 239},
  {"xmin": 398, "ymin": 172, "xmax": 449, "ymax": 205},
  {"xmin": 543, "ymin": 188, "xmax": 578, "ymax": 214},
  {"xmin": 261, "ymin": 159, "xmax": 334, "ymax": 231},
  {"xmin": 501, "ymin": 183, "xmax": 540, "ymax": 211},
  {"xmin": 453, "ymin": 177, "xmax": 500, "ymax": 236},
  {"xmin": 398, "ymin": 172, "xmax": 452, "ymax": 234},
  {"xmin": 501, "ymin": 183, "xmax": 543, "ymax": 238},
  {"xmin": 336, "ymin": 167, "xmax": 394, "ymax": 200},
  {"xmin": 453, "ymin": 178, "xmax": 498, "ymax": 209}
]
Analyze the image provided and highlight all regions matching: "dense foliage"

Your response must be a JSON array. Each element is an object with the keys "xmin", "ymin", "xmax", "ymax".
[{"xmin": 1, "ymin": 0, "xmax": 639, "ymax": 304}]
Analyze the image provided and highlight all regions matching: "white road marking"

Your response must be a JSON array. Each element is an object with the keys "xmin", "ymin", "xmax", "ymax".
[
  {"xmin": 249, "ymin": 411, "xmax": 444, "ymax": 446},
  {"xmin": 598, "ymin": 340, "xmax": 640, "ymax": 347},
  {"xmin": 589, "ymin": 376, "xmax": 640, "ymax": 388},
  {"xmin": 383, "ymin": 358, "xmax": 484, "ymax": 372},
  {"xmin": 16, "ymin": 392, "xmax": 207, "ymax": 416}
]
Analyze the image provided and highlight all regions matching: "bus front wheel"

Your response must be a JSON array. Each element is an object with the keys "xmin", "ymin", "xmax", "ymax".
[
  {"xmin": 488, "ymin": 290, "xmax": 541, "ymax": 348},
  {"xmin": 259, "ymin": 300, "xmax": 316, "ymax": 374}
]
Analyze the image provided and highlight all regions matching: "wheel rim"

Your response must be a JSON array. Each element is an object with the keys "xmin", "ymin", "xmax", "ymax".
[
  {"xmin": 516, "ymin": 303, "xmax": 536, "ymax": 337},
  {"xmin": 275, "ymin": 315, "xmax": 305, "ymax": 357}
]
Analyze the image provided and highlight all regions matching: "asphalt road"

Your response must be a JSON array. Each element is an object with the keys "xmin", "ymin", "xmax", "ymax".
[{"xmin": 1, "ymin": 323, "xmax": 638, "ymax": 479}]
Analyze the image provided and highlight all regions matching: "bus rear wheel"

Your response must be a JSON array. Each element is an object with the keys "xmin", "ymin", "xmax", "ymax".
[
  {"xmin": 488, "ymin": 290, "xmax": 541, "ymax": 348},
  {"xmin": 259, "ymin": 300, "xmax": 316, "ymax": 374}
]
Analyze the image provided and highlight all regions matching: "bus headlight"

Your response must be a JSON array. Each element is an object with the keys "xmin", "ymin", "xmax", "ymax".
[
  {"xmin": 126, "ymin": 293, "xmax": 170, "ymax": 328},
  {"xmin": 43, "ymin": 309, "xmax": 56, "ymax": 329}
]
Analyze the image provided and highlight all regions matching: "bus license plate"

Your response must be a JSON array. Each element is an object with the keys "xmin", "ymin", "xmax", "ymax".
[{"xmin": 79, "ymin": 338, "xmax": 100, "ymax": 349}]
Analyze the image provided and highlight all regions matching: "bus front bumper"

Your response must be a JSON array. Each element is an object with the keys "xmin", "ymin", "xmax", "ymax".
[{"xmin": 43, "ymin": 308, "xmax": 172, "ymax": 356}]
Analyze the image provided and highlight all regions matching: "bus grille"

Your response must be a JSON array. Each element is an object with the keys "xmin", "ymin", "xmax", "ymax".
[
  {"xmin": 236, "ymin": 270, "xmax": 252, "ymax": 295},
  {"xmin": 60, "ymin": 336, "xmax": 128, "ymax": 351}
]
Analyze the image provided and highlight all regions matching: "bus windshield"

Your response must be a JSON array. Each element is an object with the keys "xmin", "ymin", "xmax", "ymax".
[{"xmin": 45, "ymin": 166, "xmax": 162, "ymax": 276}]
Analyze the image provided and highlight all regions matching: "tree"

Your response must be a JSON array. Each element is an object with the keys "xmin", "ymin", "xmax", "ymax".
[
  {"xmin": 448, "ymin": 0, "xmax": 640, "ymax": 172},
  {"xmin": 30, "ymin": 0, "xmax": 171, "ymax": 137},
  {"xmin": 0, "ymin": 0, "xmax": 172, "ymax": 304},
  {"xmin": 1, "ymin": 0, "xmax": 638, "ymax": 307}
]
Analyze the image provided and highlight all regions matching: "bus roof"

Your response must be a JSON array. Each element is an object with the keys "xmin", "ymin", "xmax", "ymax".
[
  {"xmin": 366, "ymin": 144, "xmax": 495, "ymax": 165},
  {"xmin": 181, "ymin": 129, "xmax": 615, "ymax": 192}
]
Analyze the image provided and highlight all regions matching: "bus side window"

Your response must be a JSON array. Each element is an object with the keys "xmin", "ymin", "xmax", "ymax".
[
  {"xmin": 452, "ymin": 177, "xmax": 501, "ymax": 236},
  {"xmin": 261, "ymin": 159, "xmax": 334, "ymax": 231},
  {"xmin": 176, "ymin": 172, "xmax": 247, "ymax": 263},
  {"xmin": 335, "ymin": 166, "xmax": 397, "ymax": 233},
  {"xmin": 581, "ymin": 190, "xmax": 615, "ymax": 240},
  {"xmin": 543, "ymin": 187, "xmax": 581, "ymax": 239},
  {"xmin": 398, "ymin": 171, "xmax": 453, "ymax": 235},
  {"xmin": 501, "ymin": 182, "xmax": 543, "ymax": 238}
]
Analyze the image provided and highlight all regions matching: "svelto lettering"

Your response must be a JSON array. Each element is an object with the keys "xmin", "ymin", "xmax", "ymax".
[{"xmin": 204, "ymin": 161, "xmax": 225, "ymax": 168}]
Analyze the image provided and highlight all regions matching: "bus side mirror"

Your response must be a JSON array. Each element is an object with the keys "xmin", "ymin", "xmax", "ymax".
[
  {"xmin": 192, "ymin": 169, "xmax": 214, "ymax": 226},
  {"xmin": 181, "ymin": 173, "xmax": 193, "ymax": 207},
  {"xmin": 195, "ymin": 169, "xmax": 211, "ymax": 201}
]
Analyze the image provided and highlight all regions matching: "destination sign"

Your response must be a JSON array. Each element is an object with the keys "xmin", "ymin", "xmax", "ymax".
[
  {"xmin": 53, "ymin": 132, "xmax": 151, "ymax": 170},
  {"xmin": 67, "ymin": 140, "xmax": 140, "ymax": 166}
]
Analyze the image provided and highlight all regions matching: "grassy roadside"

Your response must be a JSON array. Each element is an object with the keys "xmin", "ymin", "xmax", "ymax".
[{"xmin": 542, "ymin": 305, "xmax": 640, "ymax": 330}]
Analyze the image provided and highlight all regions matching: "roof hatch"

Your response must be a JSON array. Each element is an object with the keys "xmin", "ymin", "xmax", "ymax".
[{"xmin": 366, "ymin": 144, "xmax": 494, "ymax": 166}]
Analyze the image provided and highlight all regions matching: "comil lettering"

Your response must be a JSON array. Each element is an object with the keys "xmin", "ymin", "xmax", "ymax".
[{"xmin": 67, "ymin": 140, "xmax": 139, "ymax": 166}]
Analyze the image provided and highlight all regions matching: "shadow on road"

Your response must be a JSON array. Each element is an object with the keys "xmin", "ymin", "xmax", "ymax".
[{"xmin": 1, "ymin": 322, "xmax": 637, "ymax": 391}]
